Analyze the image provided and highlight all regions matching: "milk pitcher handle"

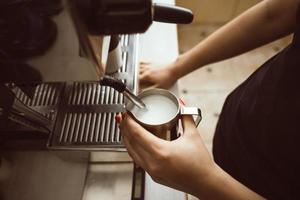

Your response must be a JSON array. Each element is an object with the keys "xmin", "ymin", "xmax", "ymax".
[{"xmin": 180, "ymin": 107, "xmax": 202, "ymax": 127}]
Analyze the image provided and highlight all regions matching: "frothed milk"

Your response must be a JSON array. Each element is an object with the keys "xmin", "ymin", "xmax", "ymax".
[{"xmin": 130, "ymin": 94, "xmax": 178, "ymax": 125}]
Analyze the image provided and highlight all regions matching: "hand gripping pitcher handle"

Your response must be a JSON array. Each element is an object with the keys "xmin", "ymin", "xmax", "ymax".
[{"xmin": 180, "ymin": 107, "xmax": 202, "ymax": 127}]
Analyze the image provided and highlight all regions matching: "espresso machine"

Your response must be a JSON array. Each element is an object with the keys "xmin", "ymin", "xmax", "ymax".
[{"xmin": 0, "ymin": 0, "xmax": 193, "ymax": 151}]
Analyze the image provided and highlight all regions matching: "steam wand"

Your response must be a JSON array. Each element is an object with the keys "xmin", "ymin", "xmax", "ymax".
[{"xmin": 100, "ymin": 76, "xmax": 146, "ymax": 109}]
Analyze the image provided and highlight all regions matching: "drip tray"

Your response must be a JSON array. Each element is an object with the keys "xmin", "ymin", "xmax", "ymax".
[
  {"xmin": 50, "ymin": 83, "xmax": 127, "ymax": 150},
  {"xmin": 49, "ymin": 35, "xmax": 139, "ymax": 151}
]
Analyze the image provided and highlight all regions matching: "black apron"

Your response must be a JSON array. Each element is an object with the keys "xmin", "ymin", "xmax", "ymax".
[{"xmin": 213, "ymin": 4, "xmax": 300, "ymax": 200}]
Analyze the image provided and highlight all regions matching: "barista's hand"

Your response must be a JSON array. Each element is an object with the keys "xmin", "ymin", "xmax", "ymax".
[
  {"xmin": 139, "ymin": 62, "xmax": 178, "ymax": 90},
  {"xmin": 119, "ymin": 113, "xmax": 216, "ymax": 197}
]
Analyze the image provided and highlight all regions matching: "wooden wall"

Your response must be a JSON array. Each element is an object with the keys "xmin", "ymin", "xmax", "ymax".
[{"xmin": 176, "ymin": 0, "xmax": 261, "ymax": 24}]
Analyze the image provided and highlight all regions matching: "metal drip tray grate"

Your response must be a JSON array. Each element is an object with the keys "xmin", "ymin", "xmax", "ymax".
[
  {"xmin": 15, "ymin": 83, "xmax": 61, "ymax": 107},
  {"xmin": 49, "ymin": 35, "xmax": 139, "ymax": 150},
  {"xmin": 67, "ymin": 82, "xmax": 124, "ymax": 106},
  {"xmin": 51, "ymin": 83, "xmax": 126, "ymax": 150},
  {"xmin": 59, "ymin": 112, "xmax": 120, "ymax": 144},
  {"xmin": 13, "ymin": 83, "xmax": 63, "ymax": 121}
]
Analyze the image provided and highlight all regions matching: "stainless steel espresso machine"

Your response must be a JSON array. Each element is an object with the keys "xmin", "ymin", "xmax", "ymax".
[
  {"xmin": 0, "ymin": 0, "xmax": 193, "ymax": 199},
  {"xmin": 0, "ymin": 0, "xmax": 193, "ymax": 150}
]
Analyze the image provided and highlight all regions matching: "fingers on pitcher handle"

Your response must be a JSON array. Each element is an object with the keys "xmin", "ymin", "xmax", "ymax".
[{"xmin": 180, "ymin": 107, "xmax": 202, "ymax": 127}]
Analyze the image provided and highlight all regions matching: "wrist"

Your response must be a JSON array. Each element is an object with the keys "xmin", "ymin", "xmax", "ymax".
[
  {"xmin": 195, "ymin": 164, "xmax": 265, "ymax": 200},
  {"xmin": 194, "ymin": 164, "xmax": 227, "ymax": 199}
]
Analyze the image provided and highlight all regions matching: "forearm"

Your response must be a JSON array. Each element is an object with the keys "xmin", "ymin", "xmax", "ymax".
[
  {"xmin": 196, "ymin": 164, "xmax": 265, "ymax": 200},
  {"xmin": 170, "ymin": 0, "xmax": 298, "ymax": 79}
]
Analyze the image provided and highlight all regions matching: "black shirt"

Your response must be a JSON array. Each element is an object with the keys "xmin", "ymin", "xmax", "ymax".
[{"xmin": 213, "ymin": 4, "xmax": 300, "ymax": 200}]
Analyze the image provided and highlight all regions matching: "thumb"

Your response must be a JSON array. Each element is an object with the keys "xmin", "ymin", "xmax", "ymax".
[{"xmin": 181, "ymin": 115, "xmax": 197, "ymax": 135}]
